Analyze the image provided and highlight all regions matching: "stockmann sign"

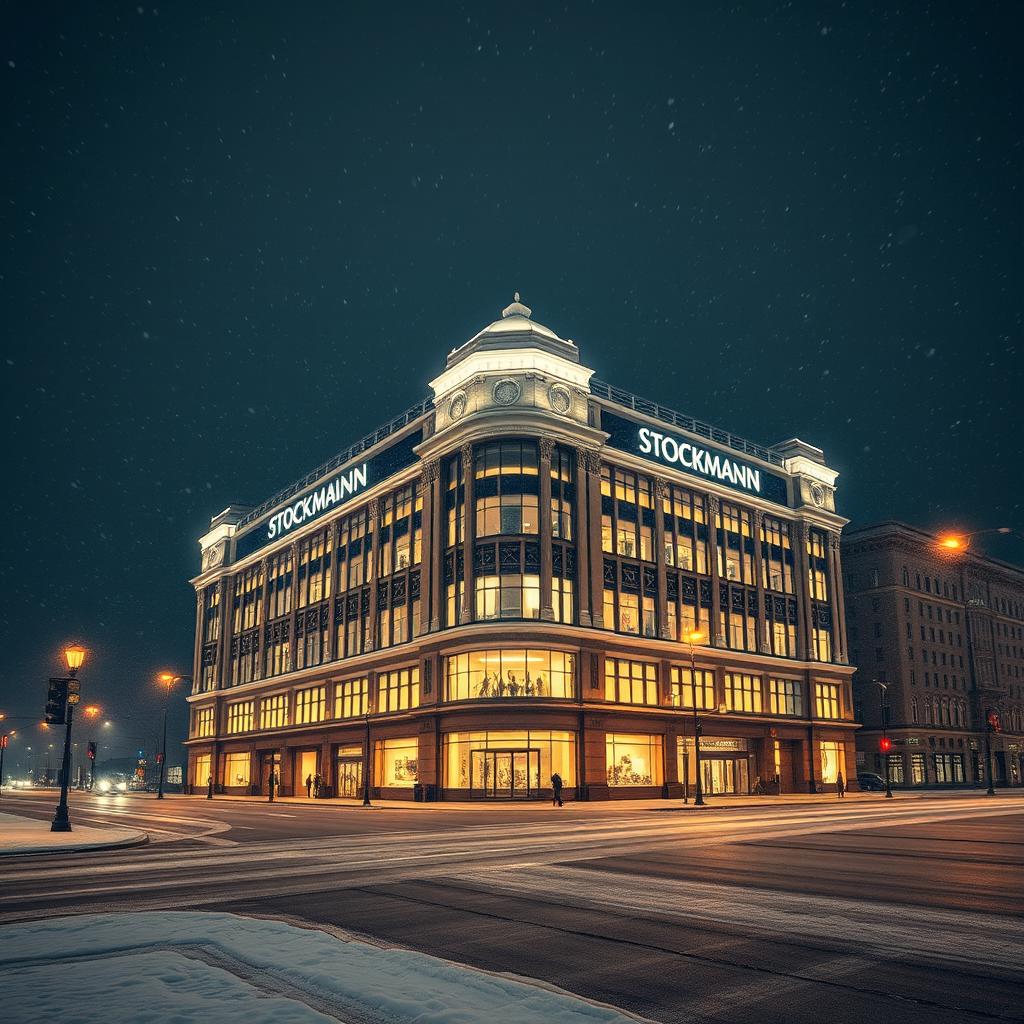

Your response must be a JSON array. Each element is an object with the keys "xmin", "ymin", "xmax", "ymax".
[{"xmin": 602, "ymin": 410, "xmax": 790, "ymax": 507}]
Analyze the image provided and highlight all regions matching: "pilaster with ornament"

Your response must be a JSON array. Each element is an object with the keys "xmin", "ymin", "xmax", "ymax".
[
  {"xmin": 752, "ymin": 510, "xmax": 770, "ymax": 654},
  {"xmin": 574, "ymin": 447, "xmax": 593, "ymax": 626},
  {"xmin": 460, "ymin": 443, "xmax": 475, "ymax": 624},
  {"xmin": 539, "ymin": 438, "xmax": 555, "ymax": 621},
  {"xmin": 707, "ymin": 495, "xmax": 724, "ymax": 646},
  {"xmin": 366, "ymin": 499, "xmax": 381, "ymax": 648},
  {"xmin": 582, "ymin": 447, "xmax": 605, "ymax": 628},
  {"xmin": 827, "ymin": 530, "xmax": 848, "ymax": 664},
  {"xmin": 793, "ymin": 521, "xmax": 814, "ymax": 662},
  {"xmin": 419, "ymin": 459, "xmax": 442, "ymax": 632},
  {"xmin": 654, "ymin": 478, "xmax": 671, "ymax": 639}
]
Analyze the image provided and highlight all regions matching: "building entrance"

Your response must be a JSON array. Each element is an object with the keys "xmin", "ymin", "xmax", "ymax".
[
  {"xmin": 678, "ymin": 736, "xmax": 751, "ymax": 795},
  {"xmin": 336, "ymin": 757, "xmax": 363, "ymax": 799},
  {"xmin": 470, "ymin": 749, "xmax": 541, "ymax": 798}
]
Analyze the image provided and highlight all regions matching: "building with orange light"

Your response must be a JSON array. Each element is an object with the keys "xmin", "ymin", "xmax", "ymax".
[
  {"xmin": 184, "ymin": 297, "xmax": 857, "ymax": 801},
  {"xmin": 843, "ymin": 522, "xmax": 1024, "ymax": 788}
]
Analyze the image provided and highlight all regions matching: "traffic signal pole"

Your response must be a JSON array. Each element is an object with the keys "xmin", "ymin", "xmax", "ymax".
[{"xmin": 51, "ymin": 703, "xmax": 75, "ymax": 832}]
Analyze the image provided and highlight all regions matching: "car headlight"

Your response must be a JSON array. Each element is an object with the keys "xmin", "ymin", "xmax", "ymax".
[
  {"xmin": 116, "ymin": 781, "xmax": 128, "ymax": 792},
  {"xmin": 97, "ymin": 779, "xmax": 112, "ymax": 793}
]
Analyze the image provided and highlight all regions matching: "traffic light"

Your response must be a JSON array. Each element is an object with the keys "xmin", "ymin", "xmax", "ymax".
[
  {"xmin": 156, "ymin": 752, "xmax": 164, "ymax": 765},
  {"xmin": 45, "ymin": 678, "xmax": 69, "ymax": 725},
  {"xmin": 879, "ymin": 737, "xmax": 892, "ymax": 753},
  {"xmin": 0, "ymin": 735, "xmax": 8, "ymax": 749},
  {"xmin": 87, "ymin": 742, "xmax": 97, "ymax": 760}
]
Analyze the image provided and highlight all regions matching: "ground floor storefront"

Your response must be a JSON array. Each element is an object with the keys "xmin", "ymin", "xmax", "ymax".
[
  {"xmin": 857, "ymin": 732, "xmax": 1024, "ymax": 789},
  {"xmin": 187, "ymin": 709, "xmax": 858, "ymax": 802}
]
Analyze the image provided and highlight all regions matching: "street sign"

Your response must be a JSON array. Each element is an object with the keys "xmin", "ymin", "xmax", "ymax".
[
  {"xmin": 67, "ymin": 679, "xmax": 81, "ymax": 695},
  {"xmin": 67, "ymin": 693, "xmax": 80, "ymax": 705}
]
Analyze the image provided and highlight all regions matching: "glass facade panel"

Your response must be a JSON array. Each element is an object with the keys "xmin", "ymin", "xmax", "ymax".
[
  {"xmin": 768, "ymin": 678, "xmax": 803, "ymax": 717},
  {"xmin": 295, "ymin": 685, "xmax": 326, "ymax": 724},
  {"xmin": 819, "ymin": 741, "xmax": 846, "ymax": 784},
  {"xmin": 375, "ymin": 737, "xmax": 419, "ymax": 787},
  {"xmin": 191, "ymin": 706, "xmax": 215, "ymax": 738},
  {"xmin": 724, "ymin": 673, "xmax": 762, "ymax": 713},
  {"xmin": 377, "ymin": 667, "xmax": 420, "ymax": 713},
  {"xmin": 335, "ymin": 677, "xmax": 368, "ymax": 719},
  {"xmin": 814, "ymin": 682, "xmax": 841, "ymax": 719},
  {"xmin": 260, "ymin": 693, "xmax": 288, "ymax": 730},
  {"xmin": 193, "ymin": 754, "xmax": 212, "ymax": 788},
  {"xmin": 444, "ymin": 730, "xmax": 577, "ymax": 790},
  {"xmin": 606, "ymin": 733, "xmax": 664, "ymax": 787},
  {"xmin": 223, "ymin": 752, "xmax": 251, "ymax": 787},
  {"xmin": 669, "ymin": 667, "xmax": 715, "ymax": 710},
  {"xmin": 446, "ymin": 650, "xmax": 576, "ymax": 700},
  {"xmin": 226, "ymin": 701, "xmax": 254, "ymax": 734}
]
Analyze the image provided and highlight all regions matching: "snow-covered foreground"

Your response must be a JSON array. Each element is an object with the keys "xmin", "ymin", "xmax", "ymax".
[{"xmin": 0, "ymin": 911, "xmax": 649, "ymax": 1024}]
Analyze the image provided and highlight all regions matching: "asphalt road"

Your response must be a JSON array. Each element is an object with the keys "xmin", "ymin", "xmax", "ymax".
[{"xmin": 2, "ymin": 789, "xmax": 1022, "ymax": 1024}]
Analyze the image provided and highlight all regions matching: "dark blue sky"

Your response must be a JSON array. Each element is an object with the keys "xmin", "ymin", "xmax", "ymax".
[{"xmin": 1, "ymin": 2, "xmax": 1020, "ymax": 762}]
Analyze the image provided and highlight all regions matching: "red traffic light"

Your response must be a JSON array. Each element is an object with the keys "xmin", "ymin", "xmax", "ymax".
[
  {"xmin": 156, "ymin": 752, "xmax": 164, "ymax": 764},
  {"xmin": 879, "ymin": 737, "xmax": 892, "ymax": 753},
  {"xmin": 87, "ymin": 742, "xmax": 97, "ymax": 760}
]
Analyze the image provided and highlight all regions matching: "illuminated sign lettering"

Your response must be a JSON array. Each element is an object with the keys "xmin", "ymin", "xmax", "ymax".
[{"xmin": 266, "ymin": 464, "xmax": 367, "ymax": 541}]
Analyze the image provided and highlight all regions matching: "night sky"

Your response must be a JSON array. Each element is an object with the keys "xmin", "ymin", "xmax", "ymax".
[{"xmin": 2, "ymin": 3, "xmax": 1020, "ymax": 765}]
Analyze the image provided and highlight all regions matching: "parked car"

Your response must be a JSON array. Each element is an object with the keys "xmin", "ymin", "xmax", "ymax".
[{"xmin": 857, "ymin": 771, "xmax": 887, "ymax": 791}]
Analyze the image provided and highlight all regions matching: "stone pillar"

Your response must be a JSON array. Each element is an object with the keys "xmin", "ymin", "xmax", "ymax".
[
  {"xmin": 574, "ymin": 447, "xmax": 592, "ymax": 627},
  {"xmin": 430, "ymin": 459, "xmax": 446, "ymax": 632},
  {"xmin": 539, "ymin": 439, "xmax": 555, "ymax": 621},
  {"xmin": 326, "ymin": 521, "xmax": 342, "ymax": 662},
  {"xmin": 419, "ymin": 460, "xmax": 440, "ymax": 633},
  {"xmin": 191, "ymin": 589, "xmax": 204, "ymax": 694},
  {"xmin": 288, "ymin": 541, "xmax": 300, "ymax": 672},
  {"xmin": 366, "ymin": 499, "xmax": 380, "ymax": 648},
  {"xmin": 827, "ymin": 531, "xmax": 848, "ymax": 664},
  {"xmin": 460, "ymin": 443, "xmax": 475, "ymax": 624},
  {"xmin": 584, "ymin": 449, "xmax": 604, "ymax": 628},
  {"xmin": 752, "ymin": 511, "xmax": 769, "ymax": 654},
  {"xmin": 218, "ymin": 576, "xmax": 233, "ymax": 690},
  {"xmin": 794, "ymin": 522, "xmax": 814, "ymax": 662},
  {"xmin": 257, "ymin": 557, "xmax": 271, "ymax": 675},
  {"xmin": 707, "ymin": 495, "xmax": 723, "ymax": 646},
  {"xmin": 654, "ymin": 479, "xmax": 670, "ymax": 638}
]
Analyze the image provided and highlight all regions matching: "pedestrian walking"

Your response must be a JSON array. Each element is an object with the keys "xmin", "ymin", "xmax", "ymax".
[
  {"xmin": 836, "ymin": 771, "xmax": 846, "ymax": 799},
  {"xmin": 305, "ymin": 773, "xmax": 313, "ymax": 798},
  {"xmin": 268, "ymin": 768, "xmax": 277, "ymax": 803},
  {"xmin": 206, "ymin": 774, "xmax": 214, "ymax": 800},
  {"xmin": 550, "ymin": 772, "xmax": 564, "ymax": 807},
  {"xmin": 313, "ymin": 772, "xmax": 322, "ymax": 798}
]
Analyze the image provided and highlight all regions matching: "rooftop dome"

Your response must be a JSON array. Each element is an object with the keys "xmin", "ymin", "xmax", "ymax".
[{"xmin": 445, "ymin": 293, "xmax": 579, "ymax": 369}]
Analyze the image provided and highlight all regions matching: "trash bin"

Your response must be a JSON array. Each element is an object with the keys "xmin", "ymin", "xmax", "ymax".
[{"xmin": 413, "ymin": 782, "xmax": 424, "ymax": 802}]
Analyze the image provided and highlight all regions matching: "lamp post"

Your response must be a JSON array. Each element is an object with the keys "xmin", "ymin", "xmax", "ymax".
[
  {"xmin": 685, "ymin": 631, "xmax": 708, "ymax": 807},
  {"xmin": 877, "ymin": 682, "xmax": 894, "ymax": 799},
  {"xmin": 82, "ymin": 705, "xmax": 101, "ymax": 790},
  {"xmin": 362, "ymin": 711, "xmax": 372, "ymax": 807},
  {"xmin": 51, "ymin": 644, "xmax": 87, "ymax": 832},
  {"xmin": 0, "ymin": 726, "xmax": 13, "ymax": 797},
  {"xmin": 156, "ymin": 674, "xmax": 188, "ymax": 800}
]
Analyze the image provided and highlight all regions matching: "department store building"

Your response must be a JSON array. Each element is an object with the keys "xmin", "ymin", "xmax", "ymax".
[{"xmin": 185, "ymin": 296, "xmax": 858, "ymax": 801}]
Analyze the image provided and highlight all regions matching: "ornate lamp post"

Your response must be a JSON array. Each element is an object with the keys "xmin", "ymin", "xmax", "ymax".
[
  {"xmin": 685, "ymin": 631, "xmax": 709, "ymax": 807},
  {"xmin": 362, "ymin": 711, "xmax": 372, "ymax": 807},
  {"xmin": 156, "ymin": 674, "xmax": 189, "ymax": 799},
  {"xmin": 877, "ymin": 681, "xmax": 894, "ymax": 798},
  {"xmin": 51, "ymin": 644, "xmax": 86, "ymax": 832}
]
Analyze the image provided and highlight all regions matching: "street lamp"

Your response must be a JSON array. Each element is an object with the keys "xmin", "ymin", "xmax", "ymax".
[
  {"xmin": 685, "ymin": 630, "xmax": 709, "ymax": 807},
  {"xmin": 156, "ymin": 674, "xmax": 188, "ymax": 800},
  {"xmin": 876, "ymin": 681, "xmax": 894, "ymax": 799},
  {"xmin": 82, "ymin": 705, "xmax": 101, "ymax": 790},
  {"xmin": 51, "ymin": 644, "xmax": 87, "ymax": 832},
  {"xmin": 0, "ymin": 727, "xmax": 15, "ymax": 796},
  {"xmin": 933, "ymin": 529, "xmax": 1017, "ymax": 796}
]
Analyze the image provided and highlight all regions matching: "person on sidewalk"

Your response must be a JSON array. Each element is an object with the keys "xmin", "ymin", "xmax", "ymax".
[
  {"xmin": 836, "ymin": 771, "xmax": 846, "ymax": 799},
  {"xmin": 305, "ymin": 773, "xmax": 313, "ymax": 799},
  {"xmin": 313, "ymin": 772, "xmax": 322, "ymax": 798},
  {"xmin": 550, "ymin": 772, "xmax": 564, "ymax": 807}
]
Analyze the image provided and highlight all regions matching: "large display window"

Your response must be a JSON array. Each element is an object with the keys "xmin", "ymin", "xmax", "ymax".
[
  {"xmin": 223, "ymin": 752, "xmax": 251, "ymax": 788},
  {"xmin": 819, "ymin": 740, "xmax": 846, "ymax": 783},
  {"xmin": 446, "ymin": 650, "xmax": 576, "ymax": 701},
  {"xmin": 606, "ymin": 733, "xmax": 663, "ymax": 787},
  {"xmin": 193, "ymin": 754, "xmax": 212, "ymax": 788},
  {"xmin": 375, "ymin": 737, "xmax": 419, "ymax": 787},
  {"xmin": 445, "ymin": 730, "xmax": 576, "ymax": 797}
]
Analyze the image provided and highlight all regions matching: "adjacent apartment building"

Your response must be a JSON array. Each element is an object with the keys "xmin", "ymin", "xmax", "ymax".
[
  {"xmin": 843, "ymin": 522, "xmax": 1024, "ymax": 788},
  {"xmin": 185, "ymin": 296, "xmax": 858, "ymax": 801}
]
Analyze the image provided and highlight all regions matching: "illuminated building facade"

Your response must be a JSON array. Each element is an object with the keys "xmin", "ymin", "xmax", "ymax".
[
  {"xmin": 185, "ymin": 296, "xmax": 857, "ymax": 800},
  {"xmin": 843, "ymin": 522, "xmax": 1024, "ymax": 788}
]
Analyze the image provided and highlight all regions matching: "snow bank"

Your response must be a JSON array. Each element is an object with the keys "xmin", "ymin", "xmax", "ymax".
[{"xmin": 0, "ymin": 912, "xmax": 646, "ymax": 1024}]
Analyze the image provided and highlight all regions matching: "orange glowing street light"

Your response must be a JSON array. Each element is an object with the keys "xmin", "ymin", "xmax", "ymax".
[
  {"xmin": 156, "ymin": 671, "xmax": 191, "ymax": 800},
  {"xmin": 936, "ymin": 527, "xmax": 1012, "ymax": 554},
  {"xmin": 83, "ymin": 705, "xmax": 102, "ymax": 719},
  {"xmin": 64, "ymin": 645, "xmax": 87, "ymax": 675}
]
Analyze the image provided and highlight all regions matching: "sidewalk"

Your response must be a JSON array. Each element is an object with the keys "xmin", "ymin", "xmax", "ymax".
[
  {"xmin": 0, "ymin": 812, "xmax": 148, "ymax": 856},
  {"xmin": 177, "ymin": 786, "xmax": 1024, "ymax": 813}
]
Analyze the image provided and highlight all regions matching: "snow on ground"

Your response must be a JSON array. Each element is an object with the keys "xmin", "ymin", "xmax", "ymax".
[
  {"xmin": 0, "ymin": 911, "xmax": 648, "ymax": 1024},
  {"xmin": 0, "ymin": 811, "xmax": 147, "ymax": 855}
]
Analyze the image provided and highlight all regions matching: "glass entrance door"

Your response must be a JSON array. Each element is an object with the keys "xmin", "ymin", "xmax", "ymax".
[
  {"xmin": 336, "ymin": 757, "xmax": 363, "ymax": 799},
  {"xmin": 470, "ymin": 749, "xmax": 541, "ymax": 798}
]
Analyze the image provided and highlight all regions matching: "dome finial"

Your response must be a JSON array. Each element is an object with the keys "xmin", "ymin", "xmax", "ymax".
[{"xmin": 502, "ymin": 292, "xmax": 532, "ymax": 319}]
